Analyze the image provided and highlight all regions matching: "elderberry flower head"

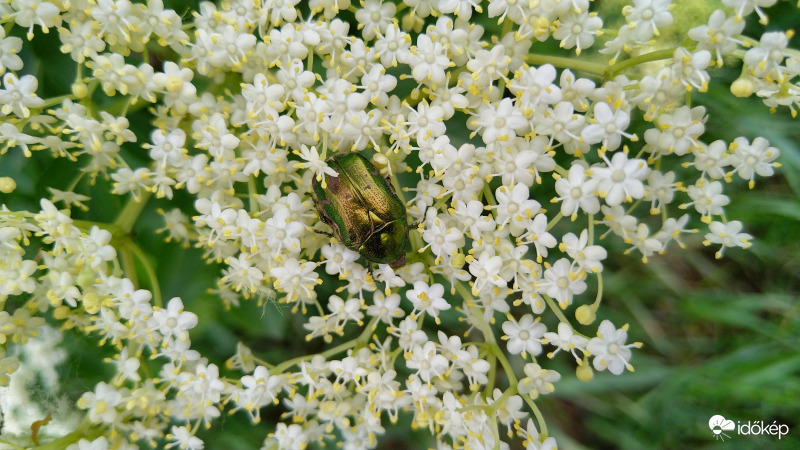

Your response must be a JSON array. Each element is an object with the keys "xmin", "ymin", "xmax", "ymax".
[{"xmin": 0, "ymin": 1, "xmax": 791, "ymax": 449}]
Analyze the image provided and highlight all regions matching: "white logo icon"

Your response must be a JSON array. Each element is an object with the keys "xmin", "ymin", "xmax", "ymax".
[{"xmin": 709, "ymin": 414, "xmax": 736, "ymax": 441}]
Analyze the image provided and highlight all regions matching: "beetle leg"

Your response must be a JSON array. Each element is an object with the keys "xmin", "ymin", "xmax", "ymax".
[
  {"xmin": 312, "ymin": 228, "xmax": 334, "ymax": 238},
  {"xmin": 365, "ymin": 260, "xmax": 381, "ymax": 287}
]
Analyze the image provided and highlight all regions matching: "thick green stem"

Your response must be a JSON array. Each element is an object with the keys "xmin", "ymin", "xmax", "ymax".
[
  {"xmin": 607, "ymin": 48, "xmax": 676, "ymax": 78},
  {"xmin": 41, "ymin": 94, "xmax": 77, "ymax": 109},
  {"xmin": 456, "ymin": 281, "xmax": 549, "ymax": 436},
  {"xmin": 70, "ymin": 219, "xmax": 125, "ymax": 240},
  {"xmin": 542, "ymin": 294, "xmax": 571, "ymax": 326},
  {"xmin": 527, "ymin": 47, "xmax": 677, "ymax": 82},
  {"xmin": 484, "ymin": 349, "xmax": 497, "ymax": 397},
  {"xmin": 270, "ymin": 316, "xmax": 379, "ymax": 374},
  {"xmin": 36, "ymin": 418, "xmax": 105, "ymax": 450},
  {"xmin": 546, "ymin": 212, "xmax": 563, "ymax": 232},
  {"xmin": 118, "ymin": 245, "xmax": 139, "ymax": 288},
  {"xmin": 248, "ymin": 175, "xmax": 259, "ymax": 214},
  {"xmin": 126, "ymin": 240, "xmax": 163, "ymax": 308},
  {"xmin": 593, "ymin": 272, "xmax": 604, "ymax": 307},
  {"xmin": 525, "ymin": 54, "xmax": 607, "ymax": 78},
  {"xmin": 0, "ymin": 438, "xmax": 25, "ymax": 450},
  {"xmin": 114, "ymin": 191, "xmax": 152, "ymax": 233}
]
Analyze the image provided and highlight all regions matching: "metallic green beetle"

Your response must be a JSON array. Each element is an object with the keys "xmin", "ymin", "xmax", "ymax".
[{"xmin": 312, "ymin": 152, "xmax": 409, "ymax": 268}]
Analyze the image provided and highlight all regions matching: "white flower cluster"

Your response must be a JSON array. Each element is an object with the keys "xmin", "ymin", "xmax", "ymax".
[{"xmin": 0, "ymin": 0, "xmax": 791, "ymax": 448}]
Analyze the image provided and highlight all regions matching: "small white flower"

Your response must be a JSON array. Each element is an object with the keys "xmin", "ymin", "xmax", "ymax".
[
  {"xmin": 265, "ymin": 206, "xmax": 304, "ymax": 258},
  {"xmin": 107, "ymin": 347, "xmax": 141, "ymax": 384},
  {"xmin": 682, "ymin": 179, "xmax": 730, "ymax": 221},
  {"xmin": 406, "ymin": 341, "xmax": 449, "ymax": 383},
  {"xmin": 587, "ymin": 320, "xmax": 641, "ymax": 375},
  {"xmin": 744, "ymin": 31, "xmax": 788, "ymax": 79},
  {"xmin": 518, "ymin": 213, "xmax": 557, "ymax": 263},
  {"xmin": 469, "ymin": 98, "xmax": 527, "ymax": 144},
  {"xmin": 521, "ymin": 418, "xmax": 558, "ymax": 450},
  {"xmin": 625, "ymin": 222, "xmax": 664, "ymax": 262},
  {"xmin": 407, "ymin": 101, "xmax": 446, "ymax": 141},
  {"xmin": 560, "ymin": 230, "xmax": 607, "ymax": 273},
  {"xmin": 654, "ymin": 214, "xmax": 695, "ymax": 250},
  {"xmin": 294, "ymin": 145, "xmax": 338, "ymax": 188},
  {"xmin": 9, "ymin": 0, "xmax": 62, "ymax": 39},
  {"xmin": 672, "ymin": 48, "xmax": 712, "ymax": 92},
  {"xmin": 222, "ymin": 253, "xmax": 265, "ymax": 294},
  {"xmin": 406, "ymin": 281, "xmax": 451, "ymax": 321},
  {"xmin": 235, "ymin": 366, "xmax": 281, "ymax": 422},
  {"xmin": 723, "ymin": 0, "xmax": 778, "ymax": 23},
  {"xmin": 328, "ymin": 354, "xmax": 368, "ymax": 386},
  {"xmin": 536, "ymin": 101, "xmax": 586, "ymax": 147},
  {"xmin": 468, "ymin": 251, "xmax": 506, "ymax": 295},
  {"xmin": 559, "ymin": 69, "xmax": 595, "ymax": 112},
  {"xmin": 0, "ymin": 73, "xmax": 44, "ymax": 118},
  {"xmin": 66, "ymin": 437, "xmax": 110, "ymax": 450},
  {"xmin": 405, "ymin": 34, "xmax": 451, "ymax": 88},
  {"xmin": 0, "ymin": 28, "xmax": 23, "ymax": 74},
  {"xmin": 166, "ymin": 425, "xmax": 204, "ymax": 450},
  {"xmin": 438, "ymin": 0, "xmax": 483, "ymax": 21},
  {"xmin": 644, "ymin": 170, "xmax": 677, "ymax": 214},
  {"xmin": 689, "ymin": 140, "xmax": 731, "ymax": 180},
  {"xmin": 271, "ymin": 259, "xmax": 321, "ymax": 306},
  {"xmin": 623, "ymin": 0, "xmax": 673, "ymax": 42},
  {"xmin": 355, "ymin": 0, "xmax": 396, "ymax": 40},
  {"xmin": 728, "ymin": 136, "xmax": 780, "ymax": 188},
  {"xmin": 373, "ymin": 23, "xmax": 411, "ymax": 68},
  {"xmin": 81, "ymin": 226, "xmax": 116, "ymax": 268},
  {"xmin": 327, "ymin": 294, "xmax": 364, "ymax": 329},
  {"xmin": 77, "ymin": 382, "xmax": 122, "ymax": 424},
  {"xmin": 270, "ymin": 423, "xmax": 307, "ymax": 449},
  {"xmin": 502, "ymin": 314, "xmax": 546, "ymax": 358},
  {"xmin": 0, "ymin": 258, "xmax": 38, "ymax": 297},
  {"xmin": 555, "ymin": 162, "xmax": 600, "ymax": 220},
  {"xmin": 320, "ymin": 243, "xmax": 360, "ymax": 277},
  {"xmin": 703, "ymin": 220, "xmax": 753, "ymax": 258},
  {"xmin": 508, "ymin": 64, "xmax": 562, "ymax": 110},
  {"xmin": 367, "ymin": 291, "xmax": 404, "ymax": 324},
  {"xmin": 540, "ymin": 258, "xmax": 587, "ymax": 308},
  {"xmin": 391, "ymin": 316, "xmax": 429, "ymax": 352},
  {"xmin": 150, "ymin": 297, "xmax": 198, "ymax": 343},
  {"xmin": 581, "ymin": 102, "xmax": 636, "ymax": 151},
  {"xmin": 493, "ymin": 182, "xmax": 541, "ymax": 236},
  {"xmin": 553, "ymin": 11, "xmax": 603, "ymax": 55},
  {"xmin": 655, "ymin": 105, "xmax": 706, "ymax": 156},
  {"xmin": 373, "ymin": 264, "xmax": 407, "ymax": 293},
  {"xmin": 467, "ymin": 45, "xmax": 512, "ymax": 86},
  {"xmin": 421, "ymin": 214, "xmax": 464, "ymax": 262},
  {"xmin": 543, "ymin": 322, "xmax": 588, "ymax": 363},
  {"xmin": 591, "ymin": 152, "xmax": 649, "ymax": 206},
  {"xmin": 487, "ymin": 0, "xmax": 530, "ymax": 24},
  {"xmin": 450, "ymin": 199, "xmax": 496, "ymax": 240},
  {"xmin": 688, "ymin": 10, "xmax": 745, "ymax": 66},
  {"xmin": 517, "ymin": 363, "xmax": 561, "ymax": 399}
]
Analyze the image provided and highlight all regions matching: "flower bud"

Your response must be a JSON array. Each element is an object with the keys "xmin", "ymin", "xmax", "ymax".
[
  {"xmin": 72, "ymin": 81, "xmax": 88, "ymax": 98},
  {"xmin": 576, "ymin": 362, "xmax": 594, "ymax": 381},
  {"xmin": 83, "ymin": 292, "xmax": 101, "ymax": 314},
  {"xmin": 0, "ymin": 177, "xmax": 16, "ymax": 194},
  {"xmin": 575, "ymin": 305, "xmax": 596, "ymax": 325},
  {"xmin": 731, "ymin": 77, "xmax": 754, "ymax": 98},
  {"xmin": 402, "ymin": 12, "xmax": 423, "ymax": 33},
  {"xmin": 451, "ymin": 252, "xmax": 466, "ymax": 269}
]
